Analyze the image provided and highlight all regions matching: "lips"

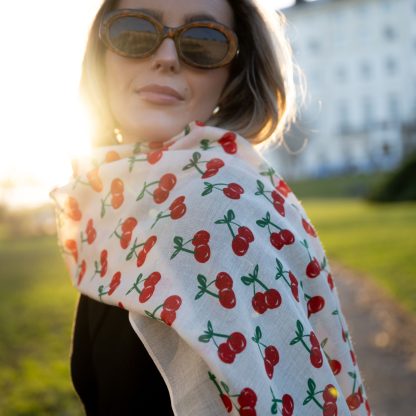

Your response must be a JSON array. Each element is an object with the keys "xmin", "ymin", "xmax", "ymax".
[{"xmin": 137, "ymin": 84, "xmax": 184, "ymax": 101}]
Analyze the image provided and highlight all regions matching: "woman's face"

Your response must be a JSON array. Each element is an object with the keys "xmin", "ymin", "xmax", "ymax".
[{"xmin": 104, "ymin": 0, "xmax": 235, "ymax": 144}]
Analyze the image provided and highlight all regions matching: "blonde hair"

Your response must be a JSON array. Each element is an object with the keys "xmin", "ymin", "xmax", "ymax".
[{"xmin": 80, "ymin": 0, "xmax": 301, "ymax": 149}]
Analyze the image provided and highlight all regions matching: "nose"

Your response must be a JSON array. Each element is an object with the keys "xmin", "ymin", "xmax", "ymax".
[{"xmin": 150, "ymin": 38, "xmax": 181, "ymax": 72}]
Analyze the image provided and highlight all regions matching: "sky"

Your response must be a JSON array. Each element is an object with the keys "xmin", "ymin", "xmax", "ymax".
[{"xmin": 0, "ymin": 0, "xmax": 296, "ymax": 208}]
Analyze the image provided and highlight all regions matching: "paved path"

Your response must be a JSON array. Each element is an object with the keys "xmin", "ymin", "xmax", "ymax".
[{"xmin": 331, "ymin": 262, "xmax": 416, "ymax": 416}]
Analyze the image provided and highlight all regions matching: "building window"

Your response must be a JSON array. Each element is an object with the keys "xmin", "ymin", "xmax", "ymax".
[
  {"xmin": 388, "ymin": 94, "xmax": 400, "ymax": 122},
  {"xmin": 383, "ymin": 25, "xmax": 397, "ymax": 41},
  {"xmin": 363, "ymin": 97, "xmax": 374, "ymax": 127},
  {"xmin": 360, "ymin": 61, "xmax": 372, "ymax": 80},
  {"xmin": 335, "ymin": 66, "xmax": 347, "ymax": 82},
  {"xmin": 385, "ymin": 57, "xmax": 397, "ymax": 75},
  {"xmin": 308, "ymin": 39, "xmax": 321, "ymax": 53},
  {"xmin": 338, "ymin": 100, "xmax": 350, "ymax": 132}
]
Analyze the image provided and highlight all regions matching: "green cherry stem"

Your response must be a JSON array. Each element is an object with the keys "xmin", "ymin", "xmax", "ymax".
[{"xmin": 208, "ymin": 372, "xmax": 223, "ymax": 394}]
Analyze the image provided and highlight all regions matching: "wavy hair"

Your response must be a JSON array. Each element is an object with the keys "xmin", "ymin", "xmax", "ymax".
[{"xmin": 80, "ymin": 0, "xmax": 301, "ymax": 149}]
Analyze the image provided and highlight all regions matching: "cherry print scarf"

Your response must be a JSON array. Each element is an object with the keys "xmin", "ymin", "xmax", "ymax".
[{"xmin": 50, "ymin": 121, "xmax": 373, "ymax": 416}]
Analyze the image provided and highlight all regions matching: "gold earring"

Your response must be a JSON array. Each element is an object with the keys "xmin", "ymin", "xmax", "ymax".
[{"xmin": 114, "ymin": 128, "xmax": 123, "ymax": 144}]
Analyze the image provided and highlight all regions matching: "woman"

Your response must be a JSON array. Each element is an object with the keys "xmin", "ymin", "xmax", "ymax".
[{"xmin": 50, "ymin": 0, "xmax": 373, "ymax": 415}]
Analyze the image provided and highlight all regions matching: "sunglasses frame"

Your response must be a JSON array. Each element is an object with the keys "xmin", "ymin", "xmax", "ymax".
[{"xmin": 99, "ymin": 9, "xmax": 240, "ymax": 69}]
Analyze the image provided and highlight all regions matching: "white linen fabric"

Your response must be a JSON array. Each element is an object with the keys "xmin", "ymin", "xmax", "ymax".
[{"xmin": 50, "ymin": 121, "xmax": 373, "ymax": 416}]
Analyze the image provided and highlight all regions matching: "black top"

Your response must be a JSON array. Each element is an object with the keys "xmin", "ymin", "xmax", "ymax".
[{"xmin": 70, "ymin": 293, "xmax": 175, "ymax": 415}]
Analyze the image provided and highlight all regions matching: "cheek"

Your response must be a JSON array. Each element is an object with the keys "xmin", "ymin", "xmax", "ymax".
[{"xmin": 190, "ymin": 68, "xmax": 230, "ymax": 105}]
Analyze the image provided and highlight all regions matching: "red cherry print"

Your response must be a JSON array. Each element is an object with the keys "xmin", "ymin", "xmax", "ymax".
[
  {"xmin": 229, "ymin": 182, "xmax": 244, "ymax": 194},
  {"xmin": 342, "ymin": 329, "xmax": 348, "ymax": 343},
  {"xmin": 365, "ymin": 399, "xmax": 371, "ymax": 415},
  {"xmin": 276, "ymin": 179, "xmax": 292, "ymax": 197},
  {"xmin": 108, "ymin": 271, "xmax": 121, "ymax": 295},
  {"xmin": 215, "ymin": 272, "xmax": 233, "ymax": 289},
  {"xmin": 330, "ymin": 359, "xmax": 342, "ymax": 375},
  {"xmin": 327, "ymin": 273, "xmax": 334, "ymax": 290},
  {"xmin": 306, "ymin": 257, "xmax": 321, "ymax": 278},
  {"xmin": 227, "ymin": 332, "xmax": 246, "ymax": 353},
  {"xmin": 238, "ymin": 388, "xmax": 257, "ymax": 407},
  {"xmin": 218, "ymin": 132, "xmax": 237, "ymax": 154},
  {"xmin": 273, "ymin": 200, "xmax": 285, "ymax": 216},
  {"xmin": 143, "ymin": 235, "xmax": 157, "ymax": 254},
  {"xmin": 144, "ymin": 271, "xmax": 161, "ymax": 287},
  {"xmin": 136, "ymin": 249, "xmax": 147, "ymax": 267},
  {"xmin": 65, "ymin": 197, "xmax": 82, "ymax": 221},
  {"xmin": 111, "ymin": 194, "xmax": 124, "ymax": 209},
  {"xmin": 65, "ymin": 239, "xmax": 78, "ymax": 262},
  {"xmin": 111, "ymin": 178, "xmax": 124, "ymax": 194},
  {"xmin": 302, "ymin": 217, "xmax": 317, "ymax": 237},
  {"xmin": 159, "ymin": 173, "xmax": 177, "ymax": 191},
  {"xmin": 289, "ymin": 272, "xmax": 299, "ymax": 301},
  {"xmin": 307, "ymin": 295, "xmax": 325, "ymax": 317},
  {"xmin": 357, "ymin": 387, "xmax": 364, "ymax": 403},
  {"xmin": 220, "ymin": 394, "xmax": 233, "ymax": 413},
  {"xmin": 105, "ymin": 150, "xmax": 121, "ymax": 163},
  {"xmin": 121, "ymin": 217, "xmax": 138, "ymax": 233},
  {"xmin": 170, "ymin": 203, "xmax": 186, "ymax": 219},
  {"xmin": 239, "ymin": 406, "xmax": 256, "ymax": 416},
  {"xmin": 100, "ymin": 261, "xmax": 108, "ymax": 277},
  {"xmin": 280, "ymin": 229, "xmax": 295, "ymax": 245},
  {"xmin": 264, "ymin": 288, "xmax": 282, "ymax": 309},
  {"xmin": 195, "ymin": 120, "xmax": 205, "ymax": 126},
  {"xmin": 223, "ymin": 187, "xmax": 241, "ymax": 199},
  {"xmin": 86, "ymin": 168, "xmax": 103, "ymax": 192},
  {"xmin": 323, "ymin": 384, "xmax": 338, "ymax": 403},
  {"xmin": 310, "ymin": 331, "xmax": 320, "ymax": 348},
  {"xmin": 310, "ymin": 346, "xmax": 323, "ymax": 368},
  {"xmin": 252, "ymin": 292, "xmax": 267, "ymax": 314},
  {"xmin": 160, "ymin": 309, "xmax": 176, "ymax": 326},
  {"xmin": 264, "ymin": 345, "xmax": 279, "ymax": 366},
  {"xmin": 323, "ymin": 401, "xmax": 338, "ymax": 416},
  {"xmin": 78, "ymin": 260, "xmax": 87, "ymax": 285},
  {"xmin": 202, "ymin": 167, "xmax": 219, "ymax": 178},
  {"xmin": 147, "ymin": 150, "xmax": 163, "ymax": 164},
  {"xmin": 271, "ymin": 190, "xmax": 285, "ymax": 204},
  {"xmin": 232, "ymin": 235, "xmax": 249, "ymax": 256},
  {"xmin": 270, "ymin": 232, "xmax": 284, "ymax": 250},
  {"xmin": 194, "ymin": 244, "xmax": 211, "ymax": 263},
  {"xmin": 169, "ymin": 195, "xmax": 185, "ymax": 210},
  {"xmin": 346, "ymin": 393, "xmax": 362, "ymax": 410},
  {"xmin": 282, "ymin": 394, "xmax": 294, "ymax": 416},
  {"xmin": 237, "ymin": 226, "xmax": 254, "ymax": 242},
  {"xmin": 218, "ymin": 342, "xmax": 236, "ymax": 364},
  {"xmin": 153, "ymin": 187, "xmax": 169, "ymax": 204},
  {"xmin": 264, "ymin": 357, "xmax": 274, "ymax": 379},
  {"xmin": 192, "ymin": 230, "xmax": 210, "ymax": 245},
  {"xmin": 219, "ymin": 288, "xmax": 236, "ymax": 309},
  {"xmin": 350, "ymin": 349, "xmax": 357, "ymax": 365},
  {"xmin": 120, "ymin": 231, "xmax": 132, "ymax": 249},
  {"xmin": 163, "ymin": 295, "xmax": 182, "ymax": 311},
  {"xmin": 206, "ymin": 158, "xmax": 224, "ymax": 169},
  {"xmin": 139, "ymin": 285, "xmax": 155, "ymax": 303}
]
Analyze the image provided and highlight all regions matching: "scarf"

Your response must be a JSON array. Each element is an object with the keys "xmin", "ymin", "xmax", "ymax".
[{"xmin": 50, "ymin": 121, "xmax": 373, "ymax": 416}]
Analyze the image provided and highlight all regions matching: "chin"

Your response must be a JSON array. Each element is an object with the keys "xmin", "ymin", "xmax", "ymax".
[{"xmin": 128, "ymin": 114, "xmax": 195, "ymax": 142}]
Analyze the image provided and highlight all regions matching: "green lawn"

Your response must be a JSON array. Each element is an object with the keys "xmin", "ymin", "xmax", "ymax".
[
  {"xmin": 0, "ymin": 198, "xmax": 415, "ymax": 414},
  {"xmin": 302, "ymin": 199, "xmax": 416, "ymax": 315},
  {"xmin": 0, "ymin": 236, "xmax": 83, "ymax": 415}
]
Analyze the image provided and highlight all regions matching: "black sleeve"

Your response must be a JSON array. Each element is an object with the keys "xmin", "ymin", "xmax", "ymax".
[{"xmin": 70, "ymin": 293, "xmax": 175, "ymax": 416}]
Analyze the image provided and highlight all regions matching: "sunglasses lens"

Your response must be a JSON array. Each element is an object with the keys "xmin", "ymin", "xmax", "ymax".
[
  {"xmin": 180, "ymin": 27, "xmax": 230, "ymax": 67},
  {"xmin": 108, "ymin": 17, "xmax": 158, "ymax": 56}
]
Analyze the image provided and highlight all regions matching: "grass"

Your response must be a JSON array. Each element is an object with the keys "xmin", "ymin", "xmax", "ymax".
[
  {"xmin": 289, "ymin": 172, "xmax": 389, "ymax": 199},
  {"xmin": 0, "ymin": 197, "xmax": 415, "ymax": 413},
  {"xmin": 0, "ymin": 235, "xmax": 83, "ymax": 415},
  {"xmin": 302, "ymin": 199, "xmax": 416, "ymax": 315}
]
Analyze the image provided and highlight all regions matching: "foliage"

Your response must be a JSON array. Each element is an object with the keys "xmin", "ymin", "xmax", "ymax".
[{"xmin": 367, "ymin": 153, "xmax": 416, "ymax": 202}]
